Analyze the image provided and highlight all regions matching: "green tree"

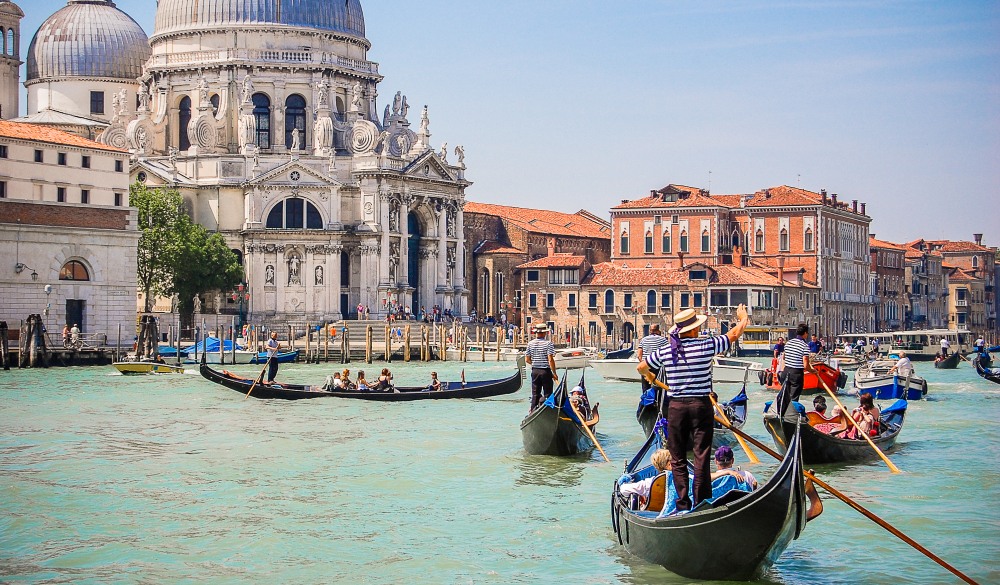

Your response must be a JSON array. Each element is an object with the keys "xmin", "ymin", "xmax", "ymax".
[{"xmin": 171, "ymin": 224, "xmax": 243, "ymax": 319}]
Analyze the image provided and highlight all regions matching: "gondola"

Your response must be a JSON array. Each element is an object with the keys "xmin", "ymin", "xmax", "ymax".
[
  {"xmin": 611, "ymin": 420, "xmax": 812, "ymax": 580},
  {"xmin": 199, "ymin": 357, "xmax": 524, "ymax": 400},
  {"xmin": 636, "ymin": 387, "xmax": 748, "ymax": 449},
  {"xmin": 973, "ymin": 356, "xmax": 1000, "ymax": 385},
  {"xmin": 933, "ymin": 352, "xmax": 961, "ymax": 369},
  {"xmin": 763, "ymin": 361, "xmax": 847, "ymax": 394},
  {"xmin": 520, "ymin": 371, "xmax": 599, "ymax": 456},
  {"xmin": 248, "ymin": 350, "xmax": 300, "ymax": 364},
  {"xmin": 762, "ymin": 399, "xmax": 906, "ymax": 464}
]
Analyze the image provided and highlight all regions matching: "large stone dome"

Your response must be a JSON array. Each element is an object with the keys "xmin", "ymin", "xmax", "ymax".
[
  {"xmin": 152, "ymin": 0, "xmax": 365, "ymax": 39},
  {"xmin": 26, "ymin": 0, "xmax": 150, "ymax": 83}
]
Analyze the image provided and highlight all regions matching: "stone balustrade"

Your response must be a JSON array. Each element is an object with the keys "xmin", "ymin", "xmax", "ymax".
[{"xmin": 148, "ymin": 49, "xmax": 380, "ymax": 74}]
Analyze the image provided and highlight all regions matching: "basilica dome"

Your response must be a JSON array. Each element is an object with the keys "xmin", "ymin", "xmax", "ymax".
[
  {"xmin": 26, "ymin": 0, "xmax": 150, "ymax": 83},
  {"xmin": 152, "ymin": 0, "xmax": 365, "ymax": 39}
]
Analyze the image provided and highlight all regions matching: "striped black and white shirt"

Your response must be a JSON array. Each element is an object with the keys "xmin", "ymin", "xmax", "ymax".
[
  {"xmin": 646, "ymin": 335, "xmax": 730, "ymax": 396},
  {"xmin": 783, "ymin": 337, "xmax": 810, "ymax": 369},
  {"xmin": 525, "ymin": 338, "xmax": 555, "ymax": 370},
  {"xmin": 638, "ymin": 334, "xmax": 668, "ymax": 361}
]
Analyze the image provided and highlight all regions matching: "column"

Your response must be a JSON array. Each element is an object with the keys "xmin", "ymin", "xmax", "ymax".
[
  {"xmin": 329, "ymin": 242, "xmax": 343, "ymax": 320},
  {"xmin": 455, "ymin": 204, "xmax": 466, "ymax": 289},
  {"xmin": 400, "ymin": 195, "xmax": 411, "ymax": 305},
  {"xmin": 378, "ymin": 191, "xmax": 391, "ymax": 287},
  {"xmin": 437, "ymin": 200, "xmax": 448, "ymax": 293}
]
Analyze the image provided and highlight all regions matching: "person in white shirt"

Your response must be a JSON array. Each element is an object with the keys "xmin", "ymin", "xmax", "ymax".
[
  {"xmin": 889, "ymin": 351, "xmax": 914, "ymax": 378},
  {"xmin": 940, "ymin": 337, "xmax": 951, "ymax": 358},
  {"xmin": 618, "ymin": 449, "xmax": 671, "ymax": 500},
  {"xmin": 264, "ymin": 332, "xmax": 282, "ymax": 384}
]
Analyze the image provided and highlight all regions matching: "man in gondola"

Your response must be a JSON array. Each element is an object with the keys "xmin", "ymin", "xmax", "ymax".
[
  {"xmin": 264, "ymin": 332, "xmax": 283, "ymax": 385},
  {"xmin": 636, "ymin": 305, "xmax": 750, "ymax": 514},
  {"xmin": 525, "ymin": 323, "xmax": 559, "ymax": 411},
  {"xmin": 637, "ymin": 324, "xmax": 668, "ymax": 393}
]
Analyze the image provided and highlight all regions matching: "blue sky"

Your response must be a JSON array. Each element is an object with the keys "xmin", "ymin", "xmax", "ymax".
[{"xmin": 17, "ymin": 0, "xmax": 1000, "ymax": 244}]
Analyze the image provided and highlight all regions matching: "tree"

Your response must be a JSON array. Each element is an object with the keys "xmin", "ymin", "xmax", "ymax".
[{"xmin": 171, "ymin": 224, "xmax": 243, "ymax": 319}]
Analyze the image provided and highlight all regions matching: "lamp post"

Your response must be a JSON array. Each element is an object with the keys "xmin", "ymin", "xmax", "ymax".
[{"xmin": 231, "ymin": 282, "xmax": 250, "ymax": 330}]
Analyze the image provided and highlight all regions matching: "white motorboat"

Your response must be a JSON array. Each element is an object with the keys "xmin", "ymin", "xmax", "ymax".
[
  {"xmin": 553, "ymin": 347, "xmax": 600, "ymax": 370},
  {"xmin": 186, "ymin": 350, "xmax": 258, "ymax": 365},
  {"xmin": 444, "ymin": 346, "xmax": 522, "ymax": 362},
  {"xmin": 588, "ymin": 358, "xmax": 641, "ymax": 382},
  {"xmin": 712, "ymin": 356, "xmax": 766, "ymax": 383}
]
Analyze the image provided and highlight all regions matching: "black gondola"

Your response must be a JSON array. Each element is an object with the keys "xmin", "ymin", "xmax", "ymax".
[
  {"xmin": 199, "ymin": 359, "xmax": 524, "ymax": 400},
  {"xmin": 974, "ymin": 356, "xmax": 1000, "ymax": 385},
  {"xmin": 636, "ymin": 388, "xmax": 748, "ymax": 449},
  {"xmin": 611, "ymin": 421, "xmax": 811, "ymax": 580},
  {"xmin": 933, "ymin": 352, "xmax": 961, "ymax": 369},
  {"xmin": 761, "ymin": 399, "xmax": 906, "ymax": 464},
  {"xmin": 520, "ymin": 371, "xmax": 599, "ymax": 456}
]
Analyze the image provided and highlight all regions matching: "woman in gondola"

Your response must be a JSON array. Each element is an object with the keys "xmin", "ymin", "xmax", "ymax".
[
  {"xmin": 341, "ymin": 368, "xmax": 357, "ymax": 391},
  {"xmin": 846, "ymin": 393, "xmax": 880, "ymax": 439},
  {"xmin": 356, "ymin": 370, "xmax": 371, "ymax": 391},
  {"xmin": 376, "ymin": 368, "xmax": 393, "ymax": 391},
  {"xmin": 618, "ymin": 449, "xmax": 672, "ymax": 503}
]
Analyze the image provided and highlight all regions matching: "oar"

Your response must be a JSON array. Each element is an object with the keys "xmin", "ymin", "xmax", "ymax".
[
  {"xmin": 713, "ymin": 415, "xmax": 981, "ymax": 585},
  {"xmin": 709, "ymin": 392, "xmax": 759, "ymax": 463},
  {"xmin": 245, "ymin": 356, "xmax": 271, "ymax": 400},
  {"xmin": 567, "ymin": 398, "xmax": 609, "ymax": 462},
  {"xmin": 816, "ymin": 375, "xmax": 901, "ymax": 473}
]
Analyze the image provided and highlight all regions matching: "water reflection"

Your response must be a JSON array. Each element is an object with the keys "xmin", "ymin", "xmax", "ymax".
[{"xmin": 513, "ymin": 453, "xmax": 588, "ymax": 488}]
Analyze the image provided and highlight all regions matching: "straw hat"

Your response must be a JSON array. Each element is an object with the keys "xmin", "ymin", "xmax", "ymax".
[
  {"xmin": 671, "ymin": 308, "xmax": 707, "ymax": 334},
  {"xmin": 532, "ymin": 323, "xmax": 550, "ymax": 333}
]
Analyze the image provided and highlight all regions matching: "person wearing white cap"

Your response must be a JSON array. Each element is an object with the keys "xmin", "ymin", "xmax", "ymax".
[
  {"xmin": 636, "ymin": 304, "xmax": 750, "ymax": 513},
  {"xmin": 525, "ymin": 323, "xmax": 559, "ymax": 411}
]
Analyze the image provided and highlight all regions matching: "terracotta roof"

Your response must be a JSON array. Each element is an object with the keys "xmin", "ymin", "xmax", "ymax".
[
  {"xmin": 0, "ymin": 119, "xmax": 124, "ymax": 153},
  {"xmin": 869, "ymin": 236, "xmax": 907, "ymax": 251},
  {"xmin": 947, "ymin": 267, "xmax": 976, "ymax": 282},
  {"xmin": 713, "ymin": 265, "xmax": 817, "ymax": 288},
  {"xmin": 515, "ymin": 254, "xmax": 586, "ymax": 269},
  {"xmin": 585, "ymin": 263, "xmax": 688, "ymax": 286},
  {"xmin": 923, "ymin": 239, "xmax": 991, "ymax": 253},
  {"xmin": 612, "ymin": 184, "xmax": 866, "ymax": 214},
  {"xmin": 474, "ymin": 240, "xmax": 524, "ymax": 255},
  {"xmin": 464, "ymin": 201, "xmax": 610, "ymax": 239},
  {"xmin": 613, "ymin": 184, "xmax": 730, "ymax": 210}
]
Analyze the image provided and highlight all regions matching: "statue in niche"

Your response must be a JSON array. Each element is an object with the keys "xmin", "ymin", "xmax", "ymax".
[
  {"xmin": 214, "ymin": 292, "xmax": 222, "ymax": 314},
  {"xmin": 137, "ymin": 84, "xmax": 150, "ymax": 112},
  {"xmin": 192, "ymin": 294, "xmax": 202, "ymax": 313},
  {"xmin": 401, "ymin": 95, "xmax": 409, "ymax": 119},
  {"xmin": 198, "ymin": 77, "xmax": 209, "ymax": 104},
  {"xmin": 288, "ymin": 254, "xmax": 301, "ymax": 285},
  {"xmin": 439, "ymin": 142, "xmax": 448, "ymax": 163},
  {"xmin": 447, "ymin": 209, "xmax": 457, "ymax": 238},
  {"xmin": 316, "ymin": 78, "xmax": 330, "ymax": 107},
  {"xmin": 388, "ymin": 203, "xmax": 399, "ymax": 232},
  {"xmin": 351, "ymin": 81, "xmax": 363, "ymax": 111},
  {"xmin": 455, "ymin": 145, "xmax": 465, "ymax": 166},
  {"xmin": 389, "ymin": 242, "xmax": 400, "ymax": 282},
  {"xmin": 392, "ymin": 91, "xmax": 402, "ymax": 116},
  {"xmin": 315, "ymin": 265, "xmax": 324, "ymax": 285},
  {"xmin": 291, "ymin": 128, "xmax": 301, "ymax": 151},
  {"xmin": 242, "ymin": 74, "xmax": 254, "ymax": 104},
  {"xmin": 265, "ymin": 264, "xmax": 275, "ymax": 285}
]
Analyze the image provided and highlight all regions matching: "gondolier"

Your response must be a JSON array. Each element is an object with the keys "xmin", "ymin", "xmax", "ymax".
[
  {"xmin": 636, "ymin": 324, "xmax": 668, "ymax": 392},
  {"xmin": 774, "ymin": 324, "xmax": 815, "ymax": 417},
  {"xmin": 636, "ymin": 304, "xmax": 750, "ymax": 513},
  {"xmin": 264, "ymin": 332, "xmax": 283, "ymax": 384},
  {"xmin": 525, "ymin": 323, "xmax": 559, "ymax": 411}
]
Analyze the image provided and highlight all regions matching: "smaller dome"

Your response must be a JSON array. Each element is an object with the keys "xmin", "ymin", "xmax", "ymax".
[{"xmin": 26, "ymin": 0, "xmax": 150, "ymax": 82}]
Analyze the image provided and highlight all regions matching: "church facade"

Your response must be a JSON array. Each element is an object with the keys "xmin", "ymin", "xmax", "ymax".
[{"xmin": 22, "ymin": 0, "xmax": 470, "ymax": 324}]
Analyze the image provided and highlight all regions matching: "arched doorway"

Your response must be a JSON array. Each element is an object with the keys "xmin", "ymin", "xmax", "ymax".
[{"xmin": 407, "ymin": 212, "xmax": 421, "ymax": 313}]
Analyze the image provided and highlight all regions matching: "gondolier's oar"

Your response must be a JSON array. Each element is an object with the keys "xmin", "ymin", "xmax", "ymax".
[
  {"xmin": 816, "ymin": 376, "xmax": 900, "ymax": 473},
  {"xmin": 245, "ymin": 356, "xmax": 271, "ymax": 400},
  {"xmin": 714, "ymin": 415, "xmax": 981, "ymax": 585},
  {"xmin": 709, "ymin": 392, "xmax": 759, "ymax": 463},
  {"xmin": 568, "ymin": 399, "xmax": 609, "ymax": 462}
]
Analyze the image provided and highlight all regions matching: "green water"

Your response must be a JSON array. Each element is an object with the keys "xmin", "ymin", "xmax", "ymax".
[{"xmin": 1, "ymin": 359, "xmax": 997, "ymax": 584}]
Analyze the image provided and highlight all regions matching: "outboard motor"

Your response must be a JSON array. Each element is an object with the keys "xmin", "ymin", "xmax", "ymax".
[{"xmin": 836, "ymin": 370, "xmax": 848, "ymax": 389}]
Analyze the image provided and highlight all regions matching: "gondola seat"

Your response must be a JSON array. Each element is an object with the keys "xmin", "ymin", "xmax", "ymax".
[{"xmin": 641, "ymin": 474, "xmax": 667, "ymax": 512}]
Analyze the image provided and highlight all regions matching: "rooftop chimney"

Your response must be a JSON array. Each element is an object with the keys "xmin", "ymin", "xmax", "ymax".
[
  {"xmin": 831, "ymin": 194, "xmax": 838, "ymax": 206},
  {"xmin": 852, "ymin": 199, "xmax": 858, "ymax": 213},
  {"xmin": 860, "ymin": 202, "xmax": 866, "ymax": 216},
  {"xmin": 621, "ymin": 199, "xmax": 629, "ymax": 204},
  {"xmin": 797, "ymin": 268, "xmax": 805, "ymax": 287},
  {"xmin": 650, "ymin": 190, "xmax": 658, "ymax": 198},
  {"xmin": 974, "ymin": 233, "xmax": 983, "ymax": 246},
  {"xmin": 821, "ymin": 189, "xmax": 828, "ymax": 205}
]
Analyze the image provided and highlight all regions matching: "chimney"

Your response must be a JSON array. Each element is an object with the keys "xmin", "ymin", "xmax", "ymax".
[
  {"xmin": 861, "ymin": 202, "xmax": 866, "ymax": 215},
  {"xmin": 777, "ymin": 255, "xmax": 785, "ymax": 284},
  {"xmin": 764, "ymin": 188, "xmax": 771, "ymax": 199},
  {"xmin": 650, "ymin": 190, "xmax": 657, "ymax": 198},
  {"xmin": 852, "ymin": 199, "xmax": 858, "ymax": 213},
  {"xmin": 547, "ymin": 237, "xmax": 556, "ymax": 256},
  {"xmin": 974, "ymin": 233, "xmax": 983, "ymax": 246},
  {"xmin": 736, "ymin": 246, "xmax": 744, "ymax": 267},
  {"xmin": 621, "ymin": 199, "xmax": 629, "ymax": 204},
  {"xmin": 821, "ymin": 189, "xmax": 828, "ymax": 205},
  {"xmin": 797, "ymin": 268, "xmax": 805, "ymax": 287},
  {"xmin": 831, "ymin": 194, "xmax": 838, "ymax": 206},
  {"xmin": 870, "ymin": 233, "xmax": 876, "ymax": 239}
]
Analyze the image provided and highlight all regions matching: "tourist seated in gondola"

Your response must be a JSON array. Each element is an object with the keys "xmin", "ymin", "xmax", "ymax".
[
  {"xmin": 569, "ymin": 385, "xmax": 592, "ymax": 420},
  {"xmin": 619, "ymin": 449, "xmax": 673, "ymax": 509},
  {"xmin": 324, "ymin": 371, "xmax": 343, "ymax": 390},
  {"xmin": 812, "ymin": 395, "xmax": 827, "ymax": 415},
  {"xmin": 844, "ymin": 393, "xmax": 880, "ymax": 439},
  {"xmin": 341, "ymin": 369, "xmax": 357, "ymax": 391},
  {"xmin": 356, "ymin": 370, "xmax": 371, "ymax": 391},
  {"xmin": 710, "ymin": 446, "xmax": 758, "ymax": 492},
  {"xmin": 376, "ymin": 368, "xmax": 394, "ymax": 391},
  {"xmin": 426, "ymin": 372, "xmax": 442, "ymax": 391}
]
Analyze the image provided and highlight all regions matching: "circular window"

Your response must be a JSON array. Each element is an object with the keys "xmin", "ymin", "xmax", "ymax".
[
  {"xmin": 137, "ymin": 171, "xmax": 147, "ymax": 182},
  {"xmin": 290, "ymin": 171, "xmax": 301, "ymax": 181}
]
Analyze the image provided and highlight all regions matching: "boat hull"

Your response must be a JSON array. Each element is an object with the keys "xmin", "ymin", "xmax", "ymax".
[
  {"xmin": 113, "ymin": 362, "xmax": 185, "ymax": 375},
  {"xmin": 444, "ymin": 347, "xmax": 522, "ymax": 362},
  {"xmin": 248, "ymin": 350, "xmax": 300, "ymax": 364},
  {"xmin": 853, "ymin": 375, "xmax": 926, "ymax": 400},
  {"xmin": 520, "ymin": 377, "xmax": 598, "ymax": 456},
  {"xmin": 766, "ymin": 362, "xmax": 846, "ymax": 394},
  {"xmin": 762, "ymin": 404, "xmax": 905, "ymax": 465},
  {"xmin": 188, "ymin": 351, "xmax": 257, "ymax": 365},
  {"xmin": 712, "ymin": 357, "xmax": 766, "ymax": 383},
  {"xmin": 553, "ymin": 347, "xmax": 599, "ymax": 370},
  {"xmin": 933, "ymin": 353, "xmax": 960, "ymax": 369},
  {"xmin": 589, "ymin": 358, "xmax": 641, "ymax": 382}
]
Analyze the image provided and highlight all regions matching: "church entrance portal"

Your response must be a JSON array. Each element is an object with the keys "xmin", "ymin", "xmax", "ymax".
[{"xmin": 407, "ymin": 212, "xmax": 421, "ymax": 314}]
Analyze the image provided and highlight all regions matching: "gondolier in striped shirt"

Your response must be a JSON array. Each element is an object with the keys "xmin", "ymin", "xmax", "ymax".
[
  {"xmin": 525, "ymin": 323, "xmax": 559, "ymax": 411},
  {"xmin": 636, "ymin": 324, "xmax": 668, "ymax": 392},
  {"xmin": 636, "ymin": 305, "xmax": 750, "ymax": 513},
  {"xmin": 774, "ymin": 324, "xmax": 814, "ymax": 417}
]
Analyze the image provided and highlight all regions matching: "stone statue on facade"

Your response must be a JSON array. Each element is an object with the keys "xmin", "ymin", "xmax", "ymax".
[
  {"xmin": 291, "ymin": 128, "xmax": 301, "ymax": 151},
  {"xmin": 239, "ymin": 112, "xmax": 256, "ymax": 149},
  {"xmin": 288, "ymin": 254, "xmax": 301, "ymax": 285},
  {"xmin": 351, "ymin": 81, "xmax": 363, "ymax": 112},
  {"xmin": 392, "ymin": 91, "xmax": 402, "ymax": 117},
  {"xmin": 214, "ymin": 292, "xmax": 222, "ymax": 314},
  {"xmin": 168, "ymin": 147, "xmax": 178, "ymax": 170},
  {"xmin": 439, "ymin": 142, "xmax": 448, "ymax": 163},
  {"xmin": 447, "ymin": 209, "xmax": 457, "ymax": 238},
  {"xmin": 192, "ymin": 294, "xmax": 201, "ymax": 313},
  {"xmin": 401, "ymin": 95, "xmax": 409, "ymax": 119},
  {"xmin": 111, "ymin": 92, "xmax": 121, "ymax": 123},
  {"xmin": 137, "ymin": 84, "xmax": 150, "ymax": 112},
  {"xmin": 242, "ymin": 74, "xmax": 255, "ymax": 104},
  {"xmin": 419, "ymin": 106, "xmax": 429, "ymax": 135},
  {"xmin": 388, "ymin": 203, "xmax": 399, "ymax": 233},
  {"xmin": 455, "ymin": 145, "xmax": 465, "ymax": 166},
  {"xmin": 315, "ymin": 265, "xmax": 324, "ymax": 285},
  {"xmin": 316, "ymin": 78, "xmax": 330, "ymax": 107},
  {"xmin": 265, "ymin": 264, "xmax": 275, "ymax": 285}
]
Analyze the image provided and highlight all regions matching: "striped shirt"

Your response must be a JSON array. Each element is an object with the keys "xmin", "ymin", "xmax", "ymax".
[
  {"xmin": 783, "ymin": 338, "xmax": 810, "ymax": 369},
  {"xmin": 525, "ymin": 338, "xmax": 555, "ymax": 370},
  {"xmin": 638, "ymin": 334, "xmax": 669, "ymax": 361},
  {"xmin": 646, "ymin": 335, "xmax": 730, "ymax": 396}
]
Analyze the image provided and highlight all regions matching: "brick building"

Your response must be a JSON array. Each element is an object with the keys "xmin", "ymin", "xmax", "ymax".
[
  {"xmin": 907, "ymin": 236, "xmax": 997, "ymax": 335},
  {"xmin": 869, "ymin": 236, "xmax": 906, "ymax": 332},
  {"xmin": 516, "ymin": 256, "xmax": 817, "ymax": 347},
  {"xmin": 902, "ymin": 244, "xmax": 947, "ymax": 330},
  {"xmin": 610, "ymin": 184, "xmax": 874, "ymax": 336},
  {"xmin": 943, "ymin": 266, "xmax": 987, "ymax": 334},
  {"xmin": 463, "ymin": 201, "xmax": 610, "ymax": 324},
  {"xmin": 0, "ymin": 120, "xmax": 138, "ymax": 339}
]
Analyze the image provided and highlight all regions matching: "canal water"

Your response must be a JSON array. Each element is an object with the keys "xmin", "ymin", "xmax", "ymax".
[{"xmin": 1, "ymin": 358, "xmax": 997, "ymax": 584}]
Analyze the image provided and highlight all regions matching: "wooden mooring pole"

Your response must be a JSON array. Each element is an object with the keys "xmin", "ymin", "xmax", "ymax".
[{"xmin": 0, "ymin": 321, "xmax": 9, "ymax": 370}]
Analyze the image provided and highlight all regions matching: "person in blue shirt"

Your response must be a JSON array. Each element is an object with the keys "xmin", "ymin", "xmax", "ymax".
[{"xmin": 808, "ymin": 335, "xmax": 821, "ymax": 354}]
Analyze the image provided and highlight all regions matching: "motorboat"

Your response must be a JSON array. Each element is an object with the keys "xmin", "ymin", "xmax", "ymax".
[
  {"xmin": 712, "ymin": 356, "xmax": 766, "ymax": 383},
  {"xmin": 588, "ymin": 358, "xmax": 641, "ymax": 382},
  {"xmin": 553, "ymin": 346, "xmax": 600, "ymax": 370}
]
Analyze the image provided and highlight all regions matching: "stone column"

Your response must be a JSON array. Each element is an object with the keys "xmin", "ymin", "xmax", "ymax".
[
  {"xmin": 400, "ymin": 194, "xmax": 411, "ymax": 306},
  {"xmin": 455, "ymin": 204, "xmax": 466, "ymax": 290},
  {"xmin": 329, "ymin": 242, "xmax": 343, "ymax": 320},
  {"xmin": 360, "ymin": 239, "xmax": 380, "ymax": 309},
  {"xmin": 437, "ymin": 200, "xmax": 448, "ymax": 293},
  {"xmin": 379, "ymin": 191, "xmax": 391, "ymax": 286}
]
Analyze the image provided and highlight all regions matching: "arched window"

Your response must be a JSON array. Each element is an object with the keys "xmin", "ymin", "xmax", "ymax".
[
  {"xmin": 252, "ymin": 93, "xmax": 271, "ymax": 149},
  {"xmin": 804, "ymin": 228, "xmax": 814, "ymax": 251},
  {"xmin": 644, "ymin": 229, "xmax": 653, "ymax": 254},
  {"xmin": 701, "ymin": 229, "xmax": 710, "ymax": 253},
  {"xmin": 779, "ymin": 228, "xmax": 789, "ymax": 252},
  {"xmin": 178, "ymin": 96, "xmax": 192, "ymax": 151},
  {"xmin": 231, "ymin": 249, "xmax": 243, "ymax": 265},
  {"xmin": 59, "ymin": 260, "xmax": 90, "ymax": 281},
  {"xmin": 972, "ymin": 256, "xmax": 979, "ymax": 269},
  {"xmin": 731, "ymin": 230, "xmax": 741, "ymax": 249},
  {"xmin": 210, "ymin": 94, "xmax": 220, "ymax": 115},
  {"xmin": 662, "ymin": 229, "xmax": 671, "ymax": 254},
  {"xmin": 1, "ymin": 28, "xmax": 5, "ymax": 55},
  {"xmin": 6, "ymin": 29, "xmax": 13, "ymax": 57},
  {"xmin": 755, "ymin": 229, "xmax": 764, "ymax": 252},
  {"xmin": 646, "ymin": 290, "xmax": 656, "ymax": 314},
  {"xmin": 620, "ymin": 229, "xmax": 630, "ymax": 255},
  {"xmin": 285, "ymin": 94, "xmax": 307, "ymax": 149},
  {"xmin": 265, "ymin": 198, "xmax": 323, "ymax": 229},
  {"xmin": 679, "ymin": 230, "xmax": 689, "ymax": 253},
  {"xmin": 604, "ymin": 290, "xmax": 615, "ymax": 314}
]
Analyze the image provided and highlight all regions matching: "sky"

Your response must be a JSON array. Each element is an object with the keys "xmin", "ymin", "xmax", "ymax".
[{"xmin": 16, "ymin": 0, "xmax": 1000, "ymax": 245}]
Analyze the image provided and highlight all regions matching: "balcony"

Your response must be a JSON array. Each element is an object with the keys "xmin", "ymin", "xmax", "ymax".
[{"xmin": 956, "ymin": 299, "xmax": 968, "ymax": 307}]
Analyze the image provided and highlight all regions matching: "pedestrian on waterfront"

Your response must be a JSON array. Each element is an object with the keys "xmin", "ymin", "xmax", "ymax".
[
  {"xmin": 808, "ymin": 335, "xmax": 821, "ymax": 354},
  {"xmin": 774, "ymin": 324, "xmax": 814, "ymax": 417},
  {"xmin": 70, "ymin": 324, "xmax": 81, "ymax": 345},
  {"xmin": 637, "ymin": 324, "xmax": 668, "ymax": 392},
  {"xmin": 525, "ymin": 323, "xmax": 558, "ymax": 411},
  {"xmin": 264, "ymin": 332, "xmax": 282, "ymax": 384},
  {"xmin": 636, "ymin": 304, "xmax": 750, "ymax": 514},
  {"xmin": 62, "ymin": 324, "xmax": 70, "ymax": 347}
]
